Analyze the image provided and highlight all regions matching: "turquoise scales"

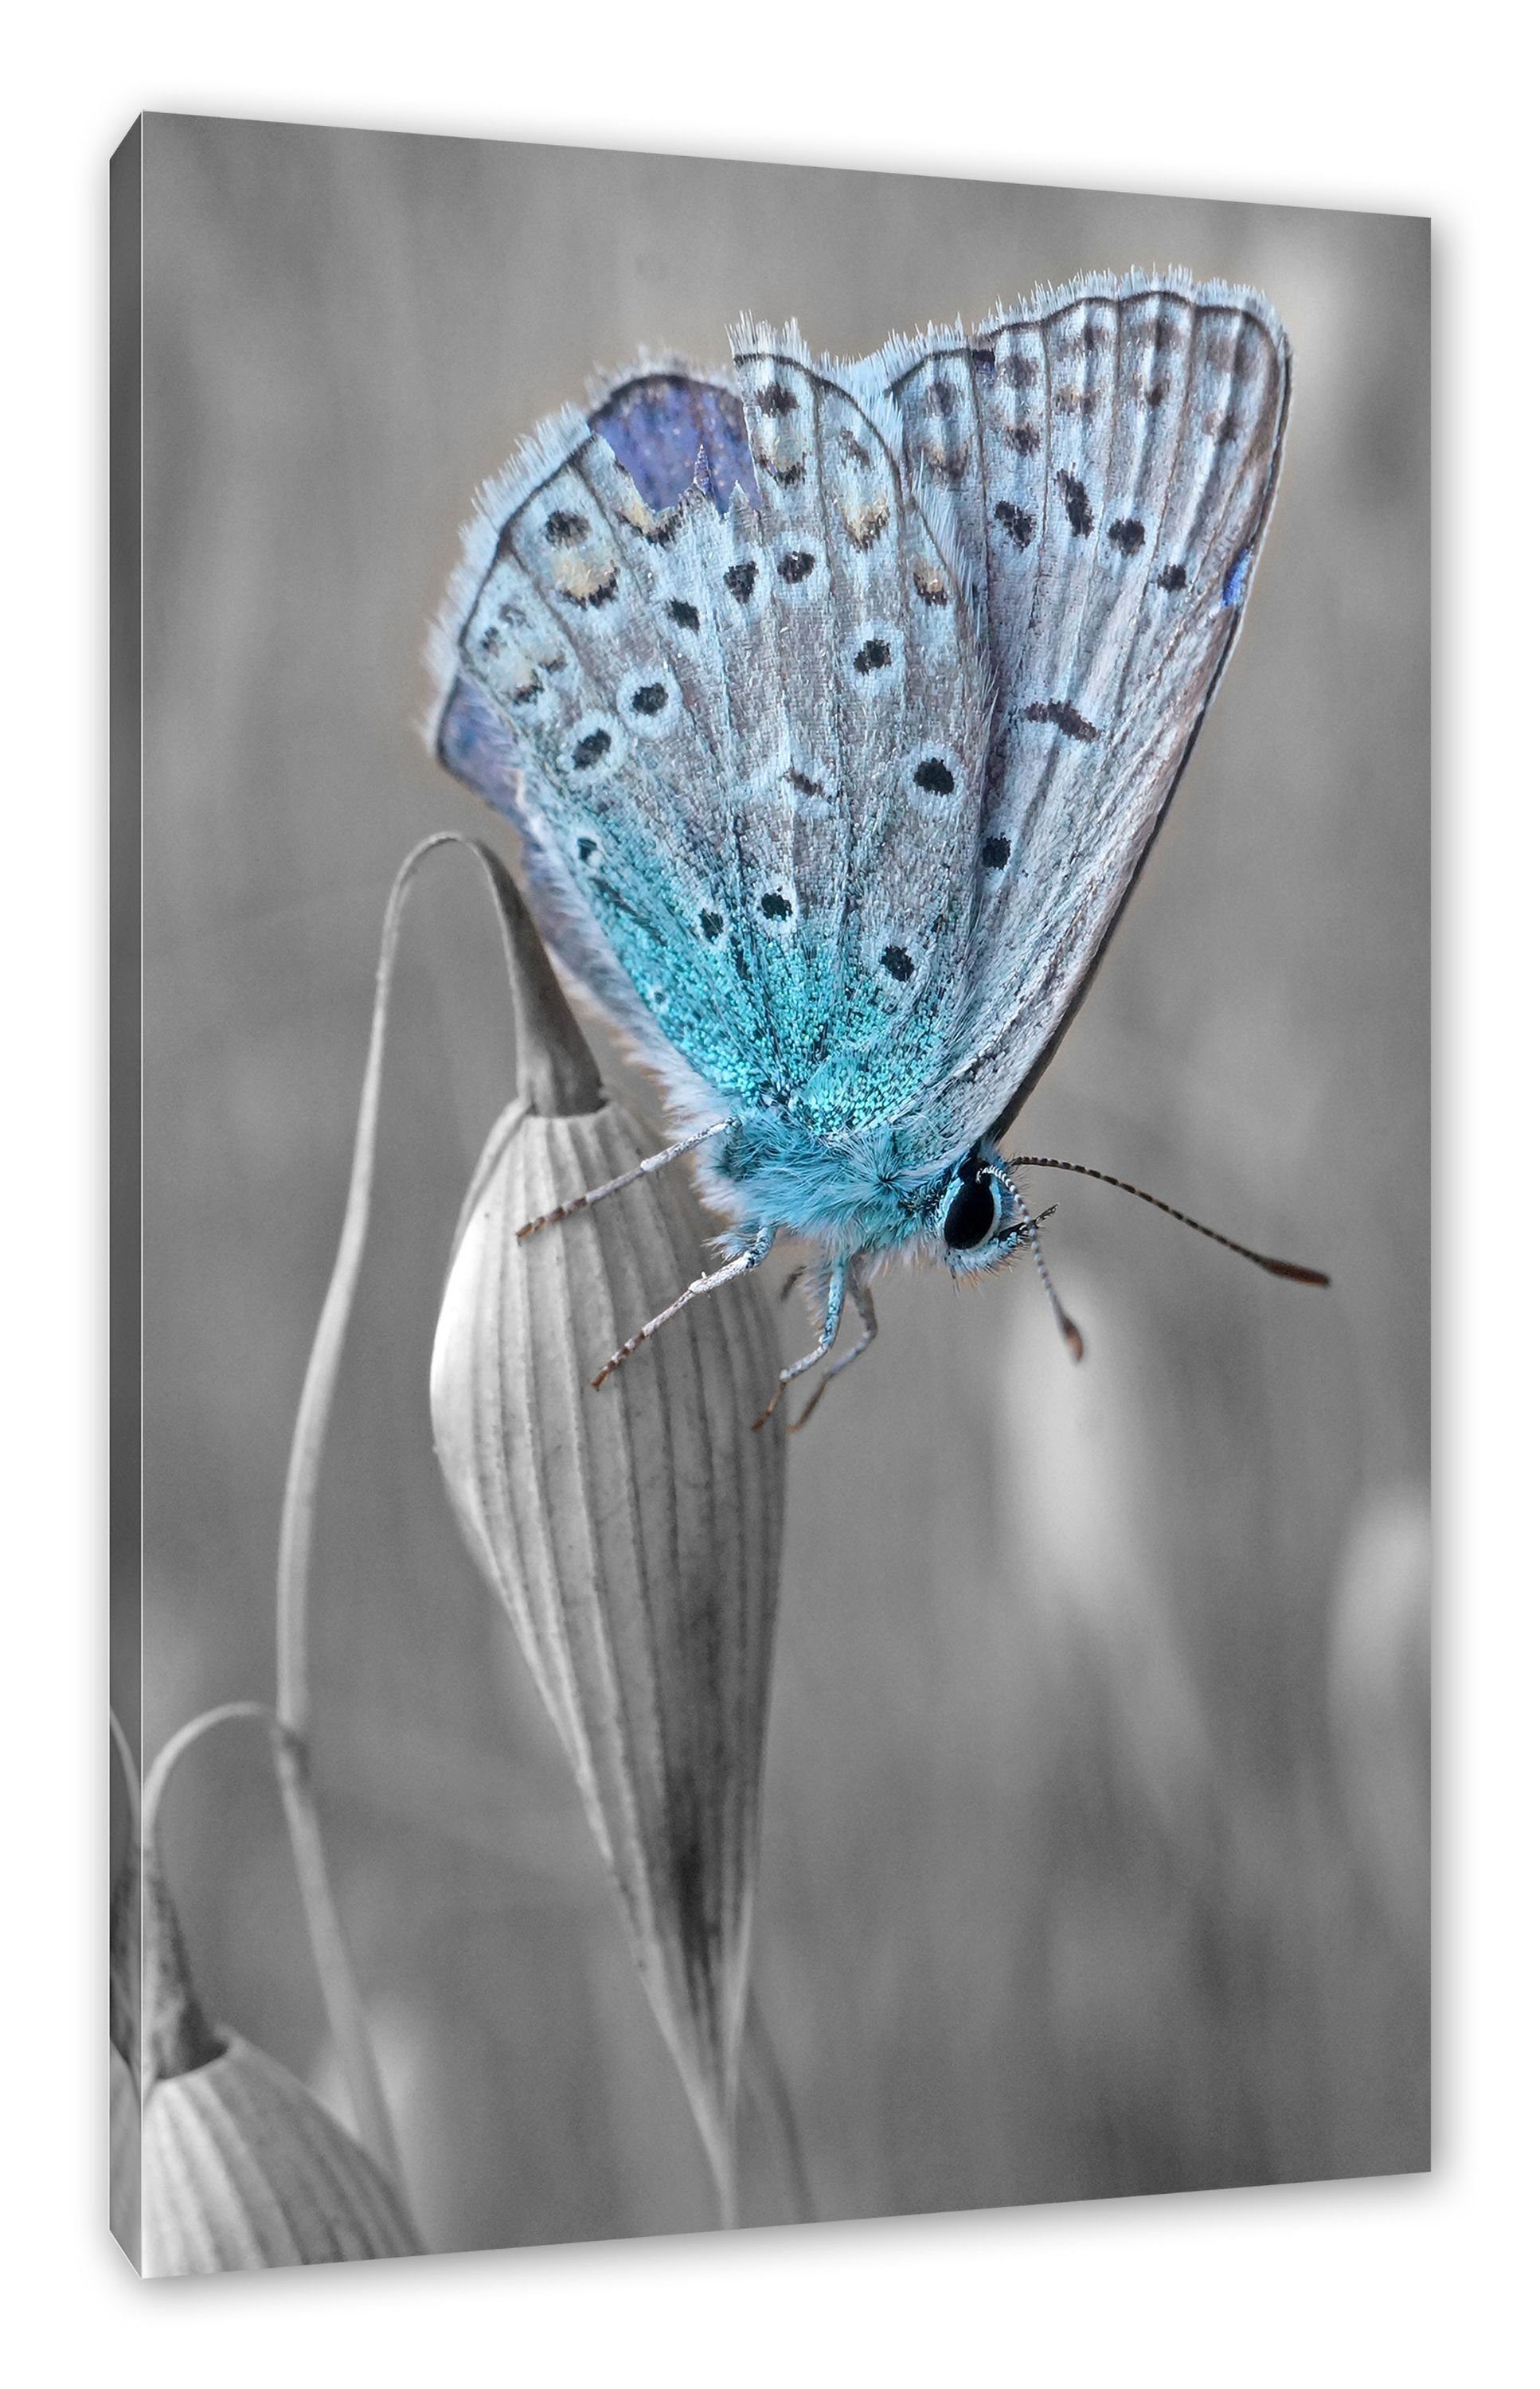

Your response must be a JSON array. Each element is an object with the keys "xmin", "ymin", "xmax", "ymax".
[{"xmin": 430, "ymin": 272, "xmax": 1305, "ymax": 1424}]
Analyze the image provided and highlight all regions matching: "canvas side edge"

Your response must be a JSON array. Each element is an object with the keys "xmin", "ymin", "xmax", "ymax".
[{"xmin": 108, "ymin": 112, "xmax": 145, "ymax": 2279}]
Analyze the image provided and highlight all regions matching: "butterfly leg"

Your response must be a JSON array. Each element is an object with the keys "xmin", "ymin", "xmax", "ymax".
[
  {"xmin": 590, "ymin": 1224, "xmax": 776, "ymax": 1390},
  {"xmin": 752, "ymin": 1261, "xmax": 848, "ymax": 1432},
  {"xmin": 518, "ymin": 1117, "xmax": 735, "ymax": 1241},
  {"xmin": 787, "ymin": 1273, "xmax": 879, "ymax": 1434}
]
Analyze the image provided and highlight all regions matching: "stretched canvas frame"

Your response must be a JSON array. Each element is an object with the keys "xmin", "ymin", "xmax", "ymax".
[{"xmin": 110, "ymin": 111, "xmax": 1430, "ymax": 2273}]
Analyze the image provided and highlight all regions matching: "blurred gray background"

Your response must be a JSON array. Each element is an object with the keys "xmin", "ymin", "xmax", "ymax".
[{"xmin": 123, "ymin": 113, "xmax": 1429, "ymax": 2248}]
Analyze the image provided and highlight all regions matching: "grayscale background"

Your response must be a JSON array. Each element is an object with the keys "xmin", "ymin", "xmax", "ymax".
[{"xmin": 124, "ymin": 113, "xmax": 1429, "ymax": 2249}]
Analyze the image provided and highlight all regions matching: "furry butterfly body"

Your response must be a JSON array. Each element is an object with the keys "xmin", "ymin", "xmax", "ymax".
[{"xmin": 431, "ymin": 270, "xmax": 1296, "ymax": 1415}]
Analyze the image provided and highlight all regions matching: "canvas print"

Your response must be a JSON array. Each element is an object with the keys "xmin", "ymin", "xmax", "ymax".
[{"xmin": 110, "ymin": 113, "xmax": 1430, "ymax": 2271}]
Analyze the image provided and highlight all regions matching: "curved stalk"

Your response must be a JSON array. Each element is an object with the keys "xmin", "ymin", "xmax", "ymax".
[
  {"xmin": 744, "ymin": 1986, "xmax": 815, "ymax": 2223},
  {"xmin": 141, "ymin": 1704, "xmax": 280, "ymax": 2086},
  {"xmin": 142, "ymin": 1700, "xmax": 279, "ymax": 1832},
  {"xmin": 110, "ymin": 1705, "xmax": 141, "ymax": 1840},
  {"xmin": 109, "ymin": 1706, "xmax": 143, "ymax": 2082},
  {"xmin": 273, "ymin": 832, "xmax": 596, "ymax": 2199}
]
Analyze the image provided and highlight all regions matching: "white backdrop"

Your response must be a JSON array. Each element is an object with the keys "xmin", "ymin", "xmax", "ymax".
[{"xmin": 4, "ymin": 4, "xmax": 1531, "ymax": 2383}]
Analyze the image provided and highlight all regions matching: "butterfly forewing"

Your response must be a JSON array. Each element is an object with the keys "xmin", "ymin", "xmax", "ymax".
[
  {"xmin": 726, "ymin": 330, "xmax": 992, "ymax": 1133},
  {"xmin": 585, "ymin": 366, "xmax": 755, "ymax": 512},
  {"xmin": 442, "ymin": 336, "xmax": 995, "ymax": 1143}
]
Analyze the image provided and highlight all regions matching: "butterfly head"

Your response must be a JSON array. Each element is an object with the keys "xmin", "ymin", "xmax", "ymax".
[{"xmin": 931, "ymin": 1144, "xmax": 1029, "ymax": 1280}]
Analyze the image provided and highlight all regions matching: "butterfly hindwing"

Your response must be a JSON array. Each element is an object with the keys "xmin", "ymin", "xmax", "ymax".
[{"xmin": 866, "ymin": 272, "xmax": 1290, "ymax": 1152}]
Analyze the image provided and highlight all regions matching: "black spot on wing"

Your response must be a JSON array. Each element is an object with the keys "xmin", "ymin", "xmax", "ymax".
[
  {"xmin": 1157, "ymin": 562, "xmax": 1187, "ymax": 592},
  {"xmin": 760, "ymin": 890, "xmax": 793, "ymax": 921},
  {"xmin": 545, "ymin": 508, "xmax": 588, "ymax": 545},
  {"xmin": 983, "ymin": 835, "xmax": 1010, "ymax": 870},
  {"xmin": 723, "ymin": 560, "xmax": 757, "ymax": 601},
  {"xmin": 572, "ymin": 728, "xmax": 612, "ymax": 768},
  {"xmin": 1057, "ymin": 471, "xmax": 1094, "ymax": 537},
  {"xmin": 994, "ymin": 499, "xmax": 1035, "ymax": 549},
  {"xmin": 881, "ymin": 945, "xmax": 914, "ymax": 981},
  {"xmin": 913, "ymin": 757, "xmax": 956, "ymax": 796},
  {"xmin": 778, "ymin": 549, "xmax": 816, "ymax": 585},
  {"xmin": 700, "ymin": 909, "xmax": 724, "ymax": 940},
  {"xmin": 666, "ymin": 597, "xmax": 700, "ymax": 630},
  {"xmin": 630, "ymin": 682, "xmax": 668, "ymax": 715},
  {"xmin": 1023, "ymin": 699, "xmax": 1099, "ymax": 743},
  {"xmin": 1108, "ymin": 517, "xmax": 1145, "ymax": 556},
  {"xmin": 854, "ymin": 637, "xmax": 892, "ymax": 674}
]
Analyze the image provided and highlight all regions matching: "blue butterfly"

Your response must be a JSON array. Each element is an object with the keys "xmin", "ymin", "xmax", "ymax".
[{"xmin": 430, "ymin": 271, "xmax": 1323, "ymax": 1426}]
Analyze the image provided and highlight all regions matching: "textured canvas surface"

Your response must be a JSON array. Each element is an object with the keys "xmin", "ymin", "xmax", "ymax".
[{"xmin": 118, "ymin": 114, "xmax": 1429, "ymax": 2256}]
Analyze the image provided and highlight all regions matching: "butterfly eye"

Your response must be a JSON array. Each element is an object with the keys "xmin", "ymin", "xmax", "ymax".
[{"xmin": 942, "ymin": 1169, "xmax": 1002, "ymax": 1252}]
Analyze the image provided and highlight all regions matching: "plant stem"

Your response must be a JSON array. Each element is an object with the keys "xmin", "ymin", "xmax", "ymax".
[
  {"xmin": 140, "ymin": 1704, "xmax": 279, "ymax": 2086},
  {"xmin": 109, "ymin": 1705, "xmax": 141, "ymax": 1840},
  {"xmin": 745, "ymin": 1985, "xmax": 815, "ymax": 2223},
  {"xmin": 272, "ymin": 832, "xmax": 583, "ymax": 2201},
  {"xmin": 272, "ymin": 845, "xmax": 451, "ymax": 2192},
  {"xmin": 697, "ymin": 2106, "xmax": 739, "ymax": 2230},
  {"xmin": 141, "ymin": 1700, "xmax": 278, "ymax": 1830},
  {"xmin": 110, "ymin": 1706, "xmax": 143, "ymax": 2082},
  {"xmin": 269, "ymin": 1724, "xmax": 404, "ymax": 2184}
]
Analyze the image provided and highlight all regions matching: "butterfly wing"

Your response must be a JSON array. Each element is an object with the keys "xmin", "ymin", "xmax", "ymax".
[
  {"xmin": 855, "ymin": 270, "xmax": 1291, "ymax": 1150},
  {"xmin": 432, "ymin": 362, "xmax": 755, "ymax": 1101},
  {"xmin": 432, "ymin": 336, "xmax": 994, "ymax": 1150},
  {"xmin": 583, "ymin": 362, "xmax": 755, "ymax": 511},
  {"xmin": 432, "ymin": 407, "xmax": 752, "ymax": 1120},
  {"xmin": 717, "ymin": 322, "xmax": 991, "ymax": 1145}
]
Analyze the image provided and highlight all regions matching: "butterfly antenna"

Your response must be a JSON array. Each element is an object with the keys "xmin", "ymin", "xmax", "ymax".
[
  {"xmin": 1007, "ymin": 1156, "xmax": 1330, "ymax": 1287},
  {"xmin": 1019, "ymin": 1206, "xmax": 1085, "ymax": 1363}
]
